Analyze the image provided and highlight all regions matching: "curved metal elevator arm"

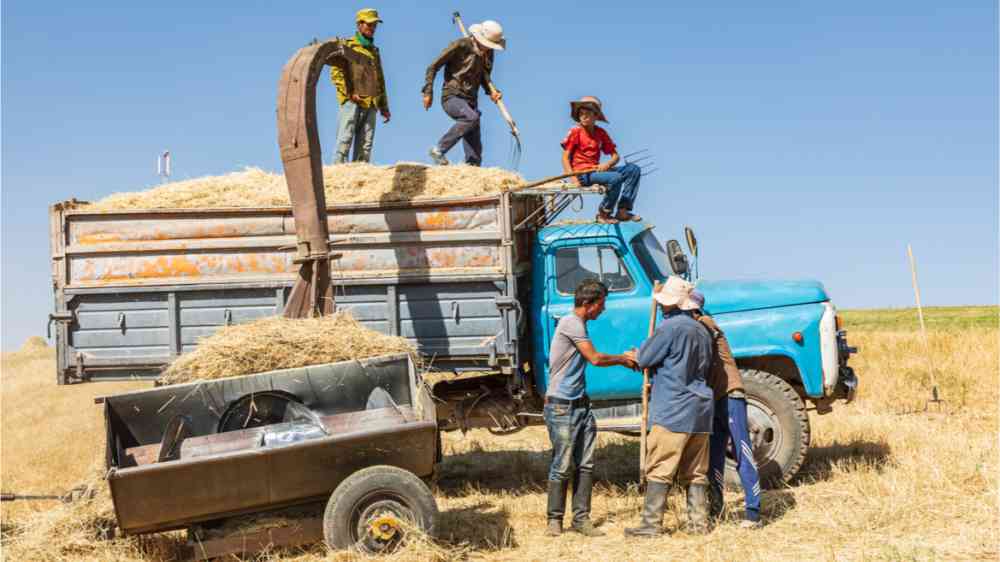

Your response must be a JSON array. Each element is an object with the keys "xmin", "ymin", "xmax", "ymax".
[{"xmin": 276, "ymin": 39, "xmax": 350, "ymax": 318}]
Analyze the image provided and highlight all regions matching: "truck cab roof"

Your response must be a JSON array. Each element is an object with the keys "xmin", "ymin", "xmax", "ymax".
[{"xmin": 536, "ymin": 221, "xmax": 650, "ymax": 247}]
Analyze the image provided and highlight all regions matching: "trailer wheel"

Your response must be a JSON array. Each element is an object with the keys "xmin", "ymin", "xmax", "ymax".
[
  {"xmin": 725, "ymin": 369, "xmax": 811, "ymax": 488},
  {"xmin": 323, "ymin": 465, "xmax": 438, "ymax": 553}
]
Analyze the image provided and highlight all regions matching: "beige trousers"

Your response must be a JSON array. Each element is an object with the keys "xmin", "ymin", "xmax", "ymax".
[{"xmin": 645, "ymin": 424, "xmax": 710, "ymax": 486}]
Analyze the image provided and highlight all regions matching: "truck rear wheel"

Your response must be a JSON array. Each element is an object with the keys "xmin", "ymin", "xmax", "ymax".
[
  {"xmin": 323, "ymin": 465, "xmax": 438, "ymax": 554},
  {"xmin": 725, "ymin": 369, "xmax": 810, "ymax": 488}
]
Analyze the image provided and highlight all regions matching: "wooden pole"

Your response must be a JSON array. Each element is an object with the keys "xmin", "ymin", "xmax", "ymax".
[
  {"xmin": 639, "ymin": 281, "xmax": 661, "ymax": 485},
  {"xmin": 907, "ymin": 244, "xmax": 941, "ymax": 404},
  {"xmin": 509, "ymin": 168, "xmax": 599, "ymax": 192}
]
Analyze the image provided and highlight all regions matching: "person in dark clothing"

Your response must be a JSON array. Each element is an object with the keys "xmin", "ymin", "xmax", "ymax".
[
  {"xmin": 625, "ymin": 276, "xmax": 715, "ymax": 537},
  {"xmin": 544, "ymin": 279, "xmax": 638, "ymax": 537},
  {"xmin": 422, "ymin": 20, "xmax": 505, "ymax": 166},
  {"xmin": 690, "ymin": 290, "xmax": 763, "ymax": 529}
]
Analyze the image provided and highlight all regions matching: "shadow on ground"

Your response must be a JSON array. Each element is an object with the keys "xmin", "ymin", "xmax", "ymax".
[
  {"xmin": 437, "ymin": 501, "xmax": 517, "ymax": 550},
  {"xmin": 436, "ymin": 438, "xmax": 643, "ymax": 497},
  {"xmin": 794, "ymin": 438, "xmax": 892, "ymax": 484}
]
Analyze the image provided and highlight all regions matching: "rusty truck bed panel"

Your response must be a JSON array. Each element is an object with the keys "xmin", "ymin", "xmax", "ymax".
[
  {"xmin": 50, "ymin": 194, "xmax": 537, "ymax": 383},
  {"xmin": 104, "ymin": 354, "xmax": 438, "ymax": 535},
  {"xmin": 53, "ymin": 196, "xmax": 527, "ymax": 288}
]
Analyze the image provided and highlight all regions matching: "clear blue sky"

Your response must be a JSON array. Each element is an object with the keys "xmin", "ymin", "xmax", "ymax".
[{"xmin": 2, "ymin": 2, "xmax": 997, "ymax": 350}]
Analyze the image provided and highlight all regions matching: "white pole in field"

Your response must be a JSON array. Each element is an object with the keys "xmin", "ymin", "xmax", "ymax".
[
  {"xmin": 157, "ymin": 150, "xmax": 171, "ymax": 184},
  {"xmin": 907, "ymin": 244, "xmax": 942, "ymax": 407}
]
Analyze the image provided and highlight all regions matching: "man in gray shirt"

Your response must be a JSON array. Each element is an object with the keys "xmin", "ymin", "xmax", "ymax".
[{"xmin": 544, "ymin": 279, "xmax": 637, "ymax": 537}]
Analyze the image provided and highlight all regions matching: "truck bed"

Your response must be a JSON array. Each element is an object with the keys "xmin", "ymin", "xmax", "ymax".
[{"xmin": 49, "ymin": 194, "xmax": 538, "ymax": 383}]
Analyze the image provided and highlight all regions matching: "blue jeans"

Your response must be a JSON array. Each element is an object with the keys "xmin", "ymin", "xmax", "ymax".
[
  {"xmin": 709, "ymin": 396, "xmax": 762, "ymax": 521},
  {"xmin": 334, "ymin": 101, "xmax": 377, "ymax": 163},
  {"xmin": 544, "ymin": 401, "xmax": 597, "ymax": 482},
  {"xmin": 580, "ymin": 163, "xmax": 641, "ymax": 214},
  {"xmin": 436, "ymin": 96, "xmax": 483, "ymax": 166}
]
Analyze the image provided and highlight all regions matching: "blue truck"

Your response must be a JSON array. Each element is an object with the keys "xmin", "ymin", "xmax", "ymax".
[{"xmin": 49, "ymin": 186, "xmax": 857, "ymax": 484}]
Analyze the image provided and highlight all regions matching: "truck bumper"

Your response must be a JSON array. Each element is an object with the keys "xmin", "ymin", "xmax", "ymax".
[{"xmin": 836, "ymin": 366, "xmax": 858, "ymax": 403}]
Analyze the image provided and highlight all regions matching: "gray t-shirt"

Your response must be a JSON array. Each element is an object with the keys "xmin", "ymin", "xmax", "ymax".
[{"xmin": 547, "ymin": 314, "xmax": 590, "ymax": 400}]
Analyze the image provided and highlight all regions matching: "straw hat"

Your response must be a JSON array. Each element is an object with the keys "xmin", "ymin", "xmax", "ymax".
[
  {"xmin": 570, "ymin": 96, "xmax": 609, "ymax": 123},
  {"xmin": 654, "ymin": 277, "xmax": 698, "ymax": 311},
  {"xmin": 471, "ymin": 20, "xmax": 506, "ymax": 51}
]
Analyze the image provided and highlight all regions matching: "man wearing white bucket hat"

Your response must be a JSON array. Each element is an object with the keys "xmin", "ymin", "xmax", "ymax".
[
  {"xmin": 625, "ymin": 277, "xmax": 715, "ymax": 537},
  {"xmin": 423, "ymin": 20, "xmax": 505, "ymax": 166}
]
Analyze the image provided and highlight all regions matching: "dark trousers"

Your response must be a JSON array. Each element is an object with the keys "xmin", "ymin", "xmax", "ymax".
[
  {"xmin": 436, "ymin": 96, "xmax": 483, "ymax": 166},
  {"xmin": 709, "ymin": 396, "xmax": 762, "ymax": 521}
]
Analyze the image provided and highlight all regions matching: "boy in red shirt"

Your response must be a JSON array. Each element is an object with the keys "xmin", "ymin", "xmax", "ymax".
[{"xmin": 561, "ymin": 96, "xmax": 642, "ymax": 223}]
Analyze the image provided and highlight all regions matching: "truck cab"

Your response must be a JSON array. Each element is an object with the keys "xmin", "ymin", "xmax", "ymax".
[{"xmin": 529, "ymin": 221, "xmax": 858, "ymax": 484}]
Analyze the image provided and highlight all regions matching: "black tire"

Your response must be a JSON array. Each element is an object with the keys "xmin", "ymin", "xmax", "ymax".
[
  {"xmin": 323, "ymin": 465, "xmax": 438, "ymax": 554},
  {"xmin": 724, "ymin": 369, "xmax": 810, "ymax": 488}
]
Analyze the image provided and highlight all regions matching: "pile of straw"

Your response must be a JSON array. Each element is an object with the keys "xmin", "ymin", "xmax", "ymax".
[
  {"xmin": 1, "ymin": 463, "xmax": 186, "ymax": 560},
  {"xmin": 86, "ymin": 163, "xmax": 523, "ymax": 210},
  {"xmin": 161, "ymin": 312, "xmax": 414, "ymax": 384}
]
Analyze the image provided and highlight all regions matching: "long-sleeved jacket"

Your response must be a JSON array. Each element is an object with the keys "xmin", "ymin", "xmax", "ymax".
[
  {"xmin": 695, "ymin": 313, "xmax": 745, "ymax": 400},
  {"xmin": 636, "ymin": 310, "xmax": 715, "ymax": 434},
  {"xmin": 422, "ymin": 37, "xmax": 492, "ymax": 102},
  {"xmin": 329, "ymin": 35, "xmax": 389, "ymax": 113}
]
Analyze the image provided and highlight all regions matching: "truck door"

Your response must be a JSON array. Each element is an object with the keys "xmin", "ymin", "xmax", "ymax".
[{"xmin": 539, "ymin": 240, "xmax": 650, "ymax": 401}]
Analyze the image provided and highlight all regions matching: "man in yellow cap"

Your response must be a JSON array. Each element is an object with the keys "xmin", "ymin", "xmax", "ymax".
[{"xmin": 330, "ymin": 8, "xmax": 390, "ymax": 163}]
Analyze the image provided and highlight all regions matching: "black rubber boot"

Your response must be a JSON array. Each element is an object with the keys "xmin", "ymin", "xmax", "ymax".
[
  {"xmin": 624, "ymin": 481, "xmax": 670, "ymax": 537},
  {"xmin": 546, "ymin": 480, "xmax": 568, "ymax": 536},
  {"xmin": 708, "ymin": 483, "xmax": 724, "ymax": 521},
  {"xmin": 570, "ymin": 473, "xmax": 604, "ymax": 536},
  {"xmin": 685, "ymin": 483, "xmax": 711, "ymax": 534}
]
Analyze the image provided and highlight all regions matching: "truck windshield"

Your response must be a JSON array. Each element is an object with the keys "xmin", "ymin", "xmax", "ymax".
[{"xmin": 631, "ymin": 230, "xmax": 670, "ymax": 282}]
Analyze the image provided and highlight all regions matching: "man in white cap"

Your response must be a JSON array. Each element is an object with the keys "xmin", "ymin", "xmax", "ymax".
[
  {"xmin": 422, "ymin": 20, "xmax": 505, "ymax": 166},
  {"xmin": 624, "ymin": 276, "xmax": 715, "ymax": 537}
]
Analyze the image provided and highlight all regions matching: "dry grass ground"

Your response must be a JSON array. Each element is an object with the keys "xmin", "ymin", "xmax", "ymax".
[{"xmin": 2, "ymin": 307, "xmax": 997, "ymax": 561}]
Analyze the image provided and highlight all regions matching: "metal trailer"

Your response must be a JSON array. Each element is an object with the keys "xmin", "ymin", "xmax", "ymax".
[
  {"xmin": 102, "ymin": 353, "xmax": 439, "ymax": 556},
  {"xmin": 48, "ymin": 192, "xmax": 547, "ymax": 386}
]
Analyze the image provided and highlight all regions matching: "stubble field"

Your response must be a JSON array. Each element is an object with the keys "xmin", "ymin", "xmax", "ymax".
[{"xmin": 1, "ymin": 306, "xmax": 997, "ymax": 561}]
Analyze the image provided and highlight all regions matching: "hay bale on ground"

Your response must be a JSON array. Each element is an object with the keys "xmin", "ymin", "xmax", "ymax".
[
  {"xmin": 1, "ymin": 462, "xmax": 186, "ymax": 561},
  {"xmin": 161, "ymin": 312, "xmax": 414, "ymax": 384},
  {"xmin": 86, "ymin": 162, "xmax": 523, "ymax": 211}
]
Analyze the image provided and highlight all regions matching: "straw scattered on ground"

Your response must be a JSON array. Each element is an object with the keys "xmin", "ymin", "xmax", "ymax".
[
  {"xmin": 85, "ymin": 163, "xmax": 524, "ymax": 211},
  {"xmin": 160, "ymin": 312, "xmax": 414, "ymax": 384},
  {"xmin": 3, "ymin": 307, "xmax": 998, "ymax": 561}
]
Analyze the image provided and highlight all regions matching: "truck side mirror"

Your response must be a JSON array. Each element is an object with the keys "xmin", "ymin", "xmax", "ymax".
[
  {"xmin": 666, "ymin": 240, "xmax": 689, "ymax": 275},
  {"xmin": 684, "ymin": 226, "xmax": 698, "ymax": 258}
]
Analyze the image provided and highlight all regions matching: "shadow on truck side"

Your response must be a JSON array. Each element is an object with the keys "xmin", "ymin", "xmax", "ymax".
[{"xmin": 384, "ymin": 164, "xmax": 448, "ymax": 366}]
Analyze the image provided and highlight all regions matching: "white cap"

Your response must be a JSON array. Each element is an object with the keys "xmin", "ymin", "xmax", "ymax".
[
  {"xmin": 472, "ymin": 20, "xmax": 505, "ymax": 51},
  {"xmin": 654, "ymin": 276, "xmax": 698, "ymax": 311}
]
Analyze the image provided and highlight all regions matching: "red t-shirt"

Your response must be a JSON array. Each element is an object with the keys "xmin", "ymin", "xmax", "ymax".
[{"xmin": 561, "ymin": 126, "xmax": 617, "ymax": 171}]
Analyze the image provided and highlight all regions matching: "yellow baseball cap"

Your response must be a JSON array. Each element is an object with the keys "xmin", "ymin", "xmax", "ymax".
[{"xmin": 356, "ymin": 8, "xmax": 383, "ymax": 24}]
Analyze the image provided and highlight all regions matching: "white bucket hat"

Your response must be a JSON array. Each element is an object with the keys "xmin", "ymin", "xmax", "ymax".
[
  {"xmin": 654, "ymin": 276, "xmax": 698, "ymax": 311},
  {"xmin": 471, "ymin": 20, "xmax": 506, "ymax": 51}
]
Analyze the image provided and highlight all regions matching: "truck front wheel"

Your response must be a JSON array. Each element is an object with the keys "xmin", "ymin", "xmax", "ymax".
[{"xmin": 725, "ymin": 369, "xmax": 810, "ymax": 488}]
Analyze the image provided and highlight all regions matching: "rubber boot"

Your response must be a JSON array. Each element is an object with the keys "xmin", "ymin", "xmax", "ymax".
[
  {"xmin": 708, "ymin": 484, "xmax": 724, "ymax": 521},
  {"xmin": 685, "ymin": 483, "xmax": 711, "ymax": 534},
  {"xmin": 624, "ymin": 481, "xmax": 669, "ymax": 537},
  {"xmin": 546, "ymin": 480, "xmax": 568, "ymax": 536},
  {"xmin": 570, "ymin": 473, "xmax": 604, "ymax": 536}
]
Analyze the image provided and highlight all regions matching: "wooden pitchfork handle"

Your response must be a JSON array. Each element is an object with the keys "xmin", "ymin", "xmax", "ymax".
[
  {"xmin": 508, "ymin": 167, "xmax": 599, "ymax": 192},
  {"xmin": 639, "ymin": 281, "xmax": 661, "ymax": 485}
]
